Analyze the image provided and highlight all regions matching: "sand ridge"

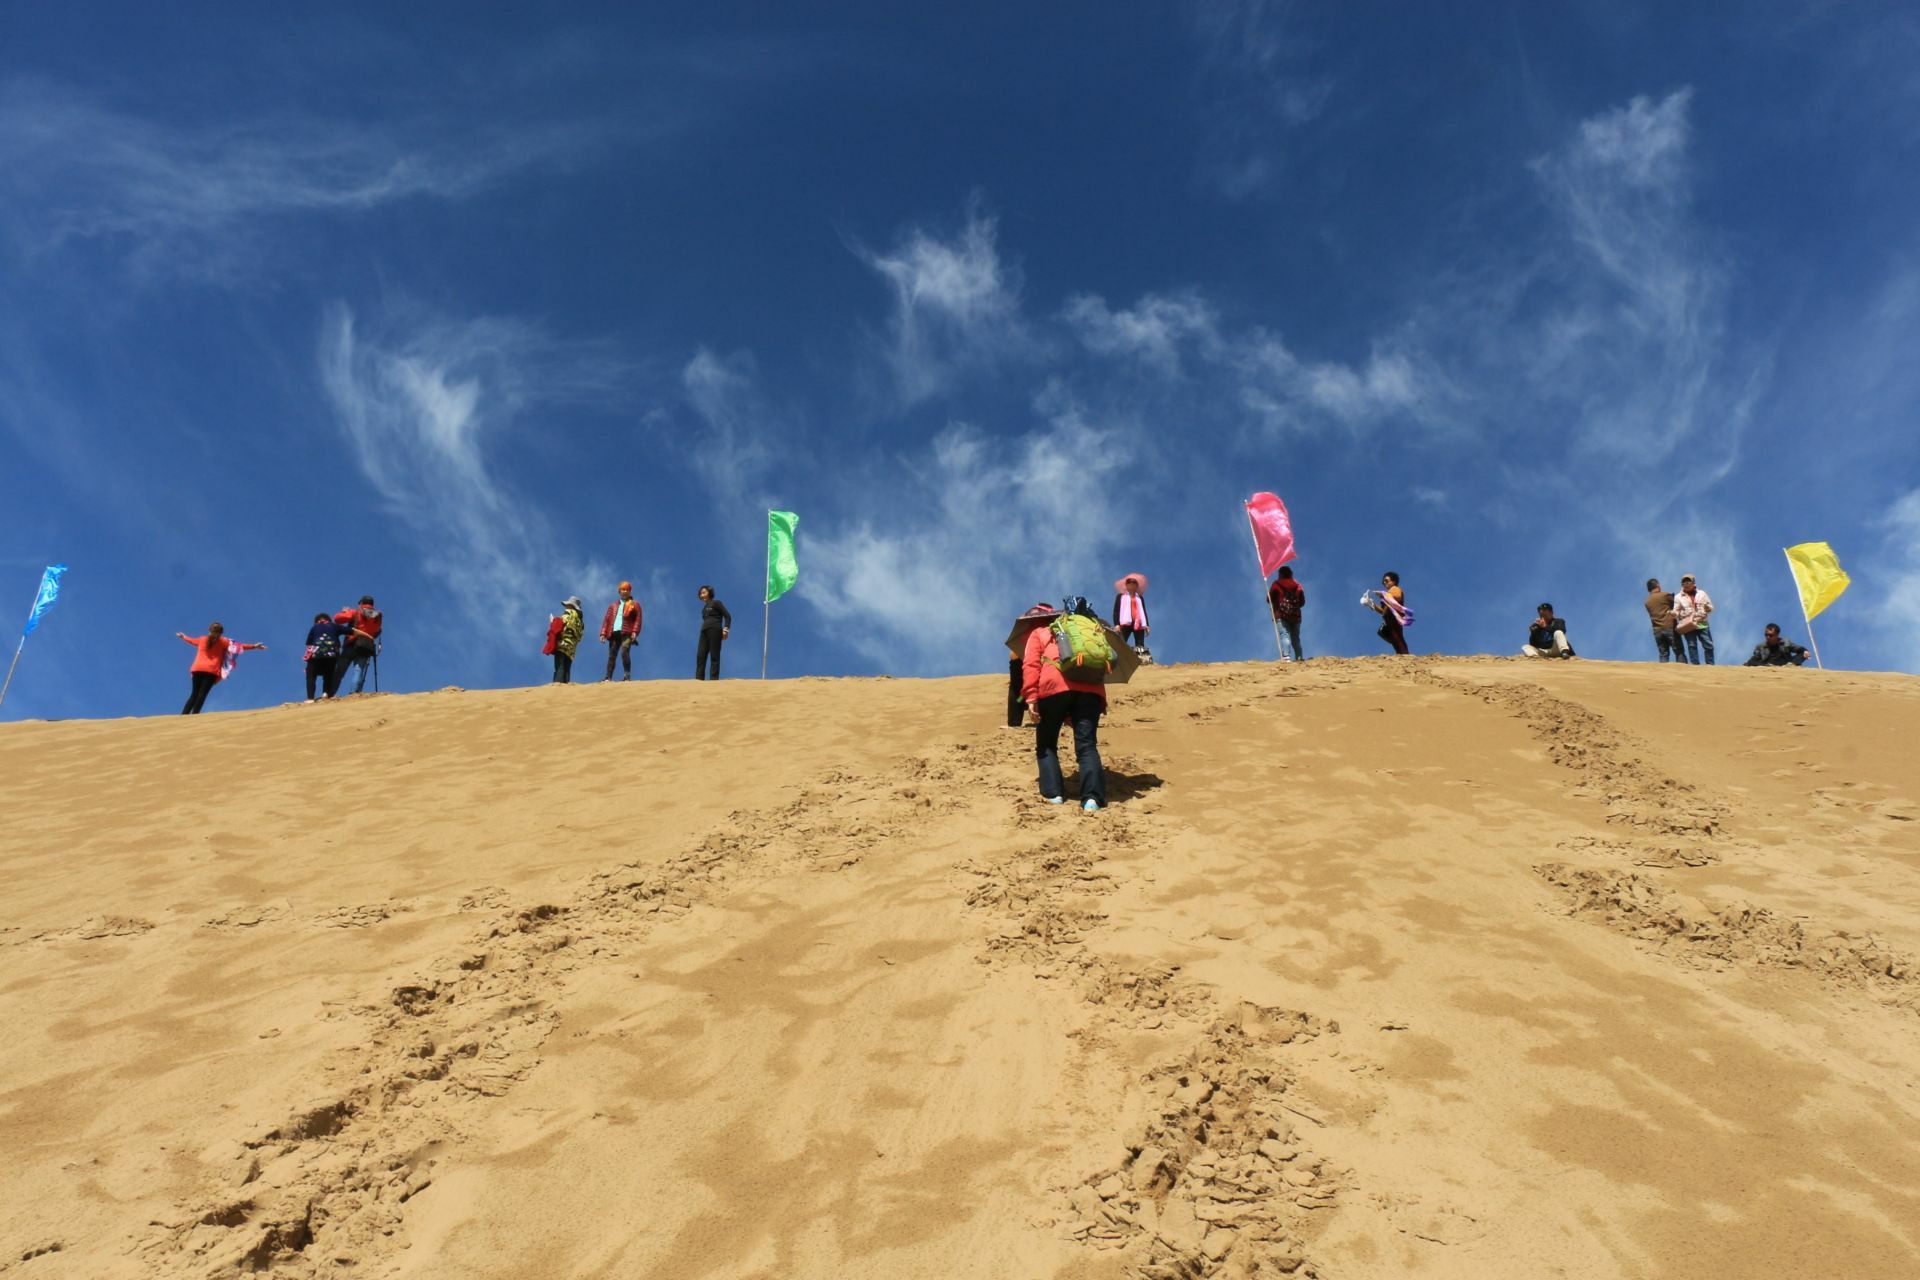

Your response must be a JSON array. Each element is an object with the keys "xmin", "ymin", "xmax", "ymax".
[{"xmin": 3, "ymin": 658, "xmax": 1919, "ymax": 1278}]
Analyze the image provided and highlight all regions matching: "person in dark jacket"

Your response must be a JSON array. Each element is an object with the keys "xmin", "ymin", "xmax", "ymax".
[
  {"xmin": 1111, "ymin": 575, "xmax": 1151, "ymax": 659},
  {"xmin": 1522, "ymin": 603, "xmax": 1576, "ymax": 659},
  {"xmin": 1268, "ymin": 567, "xmax": 1305, "ymax": 661},
  {"xmin": 303, "ymin": 612, "xmax": 346, "ymax": 701},
  {"xmin": 696, "ymin": 585, "xmax": 731, "ymax": 680},
  {"xmin": 1644, "ymin": 578, "xmax": 1687, "ymax": 663},
  {"xmin": 1745, "ymin": 623, "xmax": 1810, "ymax": 667}
]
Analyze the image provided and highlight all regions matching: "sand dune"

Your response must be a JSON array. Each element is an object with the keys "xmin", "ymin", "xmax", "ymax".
[{"xmin": 3, "ymin": 658, "xmax": 1919, "ymax": 1279}]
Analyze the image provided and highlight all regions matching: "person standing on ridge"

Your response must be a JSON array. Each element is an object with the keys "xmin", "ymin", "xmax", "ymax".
[
  {"xmin": 1111, "ymin": 574, "xmax": 1152, "ymax": 661},
  {"xmin": 1021, "ymin": 597, "xmax": 1110, "ymax": 812},
  {"xmin": 332, "ymin": 595, "xmax": 383, "ymax": 695},
  {"xmin": 1268, "ymin": 567, "xmax": 1306, "ymax": 661},
  {"xmin": 1645, "ymin": 578, "xmax": 1686, "ymax": 663},
  {"xmin": 303, "ymin": 611, "xmax": 346, "ymax": 701},
  {"xmin": 1673, "ymin": 574, "xmax": 1715, "ymax": 665},
  {"xmin": 695, "ymin": 585, "xmax": 731, "ymax": 680},
  {"xmin": 601, "ymin": 581, "xmax": 643, "ymax": 681},
  {"xmin": 550, "ymin": 596, "xmax": 585, "ymax": 683},
  {"xmin": 1370, "ymin": 572, "xmax": 1410, "ymax": 654},
  {"xmin": 176, "ymin": 623, "xmax": 266, "ymax": 714}
]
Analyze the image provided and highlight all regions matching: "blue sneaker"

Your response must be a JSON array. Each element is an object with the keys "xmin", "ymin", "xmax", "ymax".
[
  {"xmin": 1082, "ymin": 799, "xmax": 1102, "ymax": 813},
  {"xmin": 1045, "ymin": 796, "xmax": 1065, "ymax": 805}
]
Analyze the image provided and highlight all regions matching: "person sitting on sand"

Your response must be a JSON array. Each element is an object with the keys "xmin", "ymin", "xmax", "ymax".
[
  {"xmin": 176, "ymin": 623, "xmax": 266, "ymax": 715},
  {"xmin": 1522, "ymin": 603, "xmax": 1576, "ymax": 659},
  {"xmin": 1021, "ymin": 598, "xmax": 1108, "ymax": 812},
  {"xmin": 1744, "ymin": 623, "xmax": 1810, "ymax": 667}
]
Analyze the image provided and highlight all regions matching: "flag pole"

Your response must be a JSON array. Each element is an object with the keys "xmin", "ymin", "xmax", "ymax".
[
  {"xmin": 1785, "ymin": 547, "xmax": 1824, "ymax": 670},
  {"xmin": 1245, "ymin": 505, "xmax": 1286, "ymax": 660},
  {"xmin": 762, "ymin": 512, "xmax": 771, "ymax": 680},
  {"xmin": 0, "ymin": 636, "xmax": 24, "ymax": 711}
]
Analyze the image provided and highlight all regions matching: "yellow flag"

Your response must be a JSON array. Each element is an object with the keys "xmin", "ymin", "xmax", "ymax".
[{"xmin": 1784, "ymin": 542, "xmax": 1850, "ymax": 620}]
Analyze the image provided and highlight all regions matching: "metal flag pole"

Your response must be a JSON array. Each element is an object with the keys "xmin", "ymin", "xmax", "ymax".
[
  {"xmin": 0, "ymin": 636, "xmax": 25, "ymax": 711},
  {"xmin": 762, "ymin": 512, "xmax": 771, "ymax": 680},
  {"xmin": 1245, "ymin": 504, "xmax": 1287, "ymax": 661},
  {"xmin": 1785, "ymin": 547, "xmax": 1824, "ymax": 670}
]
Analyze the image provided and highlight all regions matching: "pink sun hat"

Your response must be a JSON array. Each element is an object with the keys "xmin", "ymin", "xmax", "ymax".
[{"xmin": 1114, "ymin": 572, "xmax": 1149, "ymax": 593}]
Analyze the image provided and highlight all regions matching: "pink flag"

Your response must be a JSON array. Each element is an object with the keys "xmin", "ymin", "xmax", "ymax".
[{"xmin": 1245, "ymin": 492, "xmax": 1297, "ymax": 575}]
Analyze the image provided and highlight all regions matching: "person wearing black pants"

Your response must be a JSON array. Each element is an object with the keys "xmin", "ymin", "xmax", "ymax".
[
  {"xmin": 1035, "ymin": 691, "xmax": 1105, "ymax": 808},
  {"xmin": 183, "ymin": 671, "xmax": 220, "ymax": 715},
  {"xmin": 1006, "ymin": 650, "xmax": 1025, "ymax": 728},
  {"xmin": 695, "ymin": 585, "xmax": 730, "ymax": 680}
]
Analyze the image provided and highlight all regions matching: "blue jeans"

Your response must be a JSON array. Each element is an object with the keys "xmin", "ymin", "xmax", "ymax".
[
  {"xmin": 1681, "ymin": 628, "xmax": 1714, "ymax": 665},
  {"xmin": 1655, "ymin": 629, "xmax": 1687, "ymax": 663},
  {"xmin": 334, "ymin": 649, "xmax": 372, "ymax": 693},
  {"xmin": 1035, "ymin": 691, "xmax": 1104, "ymax": 805},
  {"xmin": 1279, "ymin": 617, "xmax": 1303, "ymax": 661}
]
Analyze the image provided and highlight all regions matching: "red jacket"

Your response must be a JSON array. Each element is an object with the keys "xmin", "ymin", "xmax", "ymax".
[
  {"xmin": 1269, "ymin": 579, "xmax": 1305, "ymax": 619},
  {"xmin": 600, "ymin": 598, "xmax": 642, "ymax": 641},
  {"xmin": 542, "ymin": 617, "xmax": 564, "ymax": 656},
  {"xmin": 1021, "ymin": 623, "xmax": 1107, "ymax": 706}
]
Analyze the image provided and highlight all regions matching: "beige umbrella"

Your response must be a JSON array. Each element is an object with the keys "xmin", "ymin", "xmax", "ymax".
[{"xmin": 1003, "ymin": 603, "xmax": 1141, "ymax": 685}]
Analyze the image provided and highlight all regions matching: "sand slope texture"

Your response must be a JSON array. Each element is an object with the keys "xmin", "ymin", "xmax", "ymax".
[{"xmin": 3, "ymin": 657, "xmax": 1919, "ymax": 1279}]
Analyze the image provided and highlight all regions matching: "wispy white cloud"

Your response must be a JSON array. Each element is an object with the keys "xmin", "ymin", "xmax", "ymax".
[
  {"xmin": 680, "ymin": 347, "xmax": 778, "ymax": 502},
  {"xmin": 317, "ymin": 302, "xmax": 622, "ymax": 635},
  {"xmin": 805, "ymin": 395, "xmax": 1136, "ymax": 671},
  {"xmin": 852, "ymin": 202, "xmax": 1033, "ymax": 404},
  {"xmin": 0, "ymin": 78, "xmax": 593, "ymax": 281},
  {"xmin": 1190, "ymin": 0, "xmax": 1334, "ymax": 198}
]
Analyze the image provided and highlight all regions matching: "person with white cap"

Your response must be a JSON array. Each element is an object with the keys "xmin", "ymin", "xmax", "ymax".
[
  {"xmin": 1673, "ymin": 574, "xmax": 1715, "ymax": 665},
  {"xmin": 600, "ymin": 581, "xmax": 643, "ymax": 681},
  {"xmin": 1111, "ymin": 573, "xmax": 1152, "ymax": 661},
  {"xmin": 549, "ymin": 596, "xmax": 585, "ymax": 684}
]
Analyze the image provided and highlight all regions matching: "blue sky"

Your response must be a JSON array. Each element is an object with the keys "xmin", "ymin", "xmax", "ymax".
[{"xmin": 5, "ymin": 2, "xmax": 1919, "ymax": 720}]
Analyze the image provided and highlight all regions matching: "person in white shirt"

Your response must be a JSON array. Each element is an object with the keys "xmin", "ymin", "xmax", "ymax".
[{"xmin": 1672, "ymin": 574, "xmax": 1715, "ymax": 665}]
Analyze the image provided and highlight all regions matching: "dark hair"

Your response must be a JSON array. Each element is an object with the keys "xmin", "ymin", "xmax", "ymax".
[
  {"xmin": 1646, "ymin": 578, "xmax": 1660, "ymax": 591},
  {"xmin": 1277, "ymin": 567, "xmax": 1294, "ymax": 580},
  {"xmin": 1538, "ymin": 602, "xmax": 1554, "ymax": 614},
  {"xmin": 1765, "ymin": 621, "xmax": 1780, "ymax": 633},
  {"xmin": 209, "ymin": 621, "xmax": 224, "ymax": 632},
  {"xmin": 1383, "ymin": 571, "xmax": 1400, "ymax": 586},
  {"xmin": 314, "ymin": 612, "xmax": 329, "ymax": 623},
  {"xmin": 698, "ymin": 584, "xmax": 713, "ymax": 597},
  {"xmin": 359, "ymin": 595, "xmax": 375, "ymax": 605}
]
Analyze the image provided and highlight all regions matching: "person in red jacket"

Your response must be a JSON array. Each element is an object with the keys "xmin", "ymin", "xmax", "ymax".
[
  {"xmin": 1268, "ymin": 567, "xmax": 1305, "ymax": 662},
  {"xmin": 1020, "ymin": 598, "xmax": 1108, "ymax": 812},
  {"xmin": 175, "ymin": 622, "xmax": 267, "ymax": 714},
  {"xmin": 600, "ymin": 581, "xmax": 643, "ymax": 681},
  {"xmin": 331, "ymin": 595, "xmax": 383, "ymax": 695}
]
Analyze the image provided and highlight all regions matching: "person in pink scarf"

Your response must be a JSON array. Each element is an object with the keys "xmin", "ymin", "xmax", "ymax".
[{"xmin": 1110, "ymin": 574, "xmax": 1152, "ymax": 661}]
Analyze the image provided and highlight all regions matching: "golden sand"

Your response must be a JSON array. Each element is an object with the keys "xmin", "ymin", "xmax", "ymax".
[{"xmin": 3, "ymin": 657, "xmax": 1918, "ymax": 1278}]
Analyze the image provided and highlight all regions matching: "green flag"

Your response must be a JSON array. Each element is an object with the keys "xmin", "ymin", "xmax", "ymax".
[{"xmin": 766, "ymin": 510, "xmax": 799, "ymax": 603}]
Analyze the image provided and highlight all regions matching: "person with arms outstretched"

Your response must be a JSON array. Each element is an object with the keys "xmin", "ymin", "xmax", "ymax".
[{"xmin": 176, "ymin": 623, "xmax": 266, "ymax": 714}]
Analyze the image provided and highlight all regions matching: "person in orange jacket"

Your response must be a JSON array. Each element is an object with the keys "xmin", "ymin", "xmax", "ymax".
[
  {"xmin": 1020, "ymin": 598, "xmax": 1109, "ymax": 812},
  {"xmin": 600, "ymin": 581, "xmax": 643, "ymax": 681},
  {"xmin": 175, "ymin": 622, "xmax": 266, "ymax": 714}
]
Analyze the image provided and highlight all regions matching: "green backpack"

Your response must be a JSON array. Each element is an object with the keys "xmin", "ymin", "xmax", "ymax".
[{"xmin": 1050, "ymin": 613, "xmax": 1114, "ymax": 682}]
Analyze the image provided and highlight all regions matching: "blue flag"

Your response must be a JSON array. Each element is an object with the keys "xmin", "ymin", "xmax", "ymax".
[{"xmin": 23, "ymin": 564, "xmax": 67, "ymax": 637}]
